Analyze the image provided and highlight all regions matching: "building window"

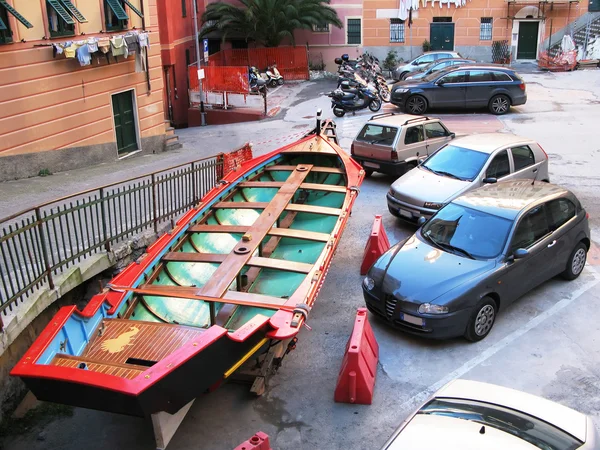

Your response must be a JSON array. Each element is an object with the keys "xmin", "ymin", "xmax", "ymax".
[
  {"xmin": 347, "ymin": 18, "xmax": 361, "ymax": 45},
  {"xmin": 480, "ymin": 17, "xmax": 492, "ymax": 40},
  {"xmin": 105, "ymin": 0, "xmax": 129, "ymax": 31},
  {"xmin": 0, "ymin": 0, "xmax": 33, "ymax": 44},
  {"xmin": 390, "ymin": 18, "xmax": 405, "ymax": 43},
  {"xmin": 433, "ymin": 17, "xmax": 452, "ymax": 22},
  {"xmin": 0, "ymin": 5, "xmax": 12, "ymax": 44},
  {"xmin": 47, "ymin": 1, "xmax": 75, "ymax": 37},
  {"xmin": 313, "ymin": 23, "xmax": 330, "ymax": 32},
  {"xmin": 182, "ymin": 0, "xmax": 186, "ymax": 17}
]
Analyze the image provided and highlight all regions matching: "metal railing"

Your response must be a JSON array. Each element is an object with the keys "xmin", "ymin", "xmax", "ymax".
[{"xmin": 0, "ymin": 155, "xmax": 223, "ymax": 330}]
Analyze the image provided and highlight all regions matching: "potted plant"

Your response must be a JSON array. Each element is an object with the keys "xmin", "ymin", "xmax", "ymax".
[{"xmin": 422, "ymin": 40, "xmax": 432, "ymax": 52}]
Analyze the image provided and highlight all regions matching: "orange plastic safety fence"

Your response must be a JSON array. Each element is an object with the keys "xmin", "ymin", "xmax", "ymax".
[
  {"xmin": 208, "ymin": 46, "xmax": 309, "ymax": 81},
  {"xmin": 188, "ymin": 66, "xmax": 249, "ymax": 94},
  {"xmin": 222, "ymin": 144, "xmax": 253, "ymax": 177}
]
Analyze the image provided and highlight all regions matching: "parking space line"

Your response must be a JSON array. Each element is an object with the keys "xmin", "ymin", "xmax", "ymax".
[{"xmin": 398, "ymin": 266, "xmax": 600, "ymax": 412}]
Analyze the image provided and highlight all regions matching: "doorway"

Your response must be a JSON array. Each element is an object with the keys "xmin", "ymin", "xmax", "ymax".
[
  {"xmin": 112, "ymin": 90, "xmax": 138, "ymax": 155},
  {"xmin": 517, "ymin": 21, "xmax": 539, "ymax": 59},
  {"xmin": 430, "ymin": 23, "xmax": 455, "ymax": 51}
]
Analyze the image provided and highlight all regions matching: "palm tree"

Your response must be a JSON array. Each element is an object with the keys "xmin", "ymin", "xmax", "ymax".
[{"xmin": 200, "ymin": 0, "xmax": 343, "ymax": 48}]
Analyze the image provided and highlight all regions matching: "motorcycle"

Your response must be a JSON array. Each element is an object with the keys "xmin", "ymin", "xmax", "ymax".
[
  {"xmin": 266, "ymin": 64, "xmax": 284, "ymax": 86},
  {"xmin": 335, "ymin": 54, "xmax": 391, "ymax": 103},
  {"xmin": 328, "ymin": 85, "xmax": 382, "ymax": 117}
]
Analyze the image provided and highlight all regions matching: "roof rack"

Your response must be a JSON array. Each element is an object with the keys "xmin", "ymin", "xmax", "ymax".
[
  {"xmin": 403, "ymin": 116, "xmax": 430, "ymax": 125},
  {"xmin": 369, "ymin": 112, "xmax": 396, "ymax": 120}
]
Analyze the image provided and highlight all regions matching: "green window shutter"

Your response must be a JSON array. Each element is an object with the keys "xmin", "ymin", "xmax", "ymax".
[
  {"xmin": 0, "ymin": 0, "xmax": 33, "ymax": 28},
  {"xmin": 47, "ymin": 0, "xmax": 75, "ymax": 25},
  {"xmin": 106, "ymin": 0, "xmax": 129, "ymax": 21},
  {"xmin": 60, "ymin": 0, "xmax": 87, "ymax": 23},
  {"xmin": 122, "ymin": 0, "xmax": 143, "ymax": 18},
  {"xmin": 0, "ymin": 16, "xmax": 6, "ymax": 31}
]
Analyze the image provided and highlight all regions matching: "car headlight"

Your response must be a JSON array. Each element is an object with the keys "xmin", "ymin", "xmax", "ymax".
[
  {"xmin": 418, "ymin": 303, "xmax": 449, "ymax": 314},
  {"xmin": 424, "ymin": 202, "xmax": 444, "ymax": 210},
  {"xmin": 394, "ymin": 88, "xmax": 409, "ymax": 94},
  {"xmin": 363, "ymin": 276, "xmax": 375, "ymax": 291}
]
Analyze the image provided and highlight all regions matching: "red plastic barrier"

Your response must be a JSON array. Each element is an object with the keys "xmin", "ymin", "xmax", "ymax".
[
  {"xmin": 221, "ymin": 143, "xmax": 254, "ymax": 178},
  {"xmin": 360, "ymin": 214, "xmax": 390, "ymax": 275},
  {"xmin": 234, "ymin": 432, "xmax": 272, "ymax": 450},
  {"xmin": 334, "ymin": 308, "xmax": 379, "ymax": 405},
  {"xmin": 188, "ymin": 65, "xmax": 249, "ymax": 93}
]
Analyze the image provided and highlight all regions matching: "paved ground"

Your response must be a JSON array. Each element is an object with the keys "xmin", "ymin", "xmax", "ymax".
[{"xmin": 2, "ymin": 69, "xmax": 600, "ymax": 449}]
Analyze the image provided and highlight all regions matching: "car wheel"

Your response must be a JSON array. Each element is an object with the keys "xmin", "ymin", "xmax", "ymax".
[
  {"xmin": 333, "ymin": 108, "xmax": 346, "ymax": 117},
  {"xmin": 562, "ymin": 242, "xmax": 588, "ymax": 280},
  {"xmin": 399, "ymin": 71, "xmax": 409, "ymax": 80},
  {"xmin": 369, "ymin": 99, "xmax": 382, "ymax": 112},
  {"xmin": 489, "ymin": 94, "xmax": 511, "ymax": 115},
  {"xmin": 406, "ymin": 95, "xmax": 428, "ymax": 115},
  {"xmin": 464, "ymin": 297, "xmax": 497, "ymax": 342}
]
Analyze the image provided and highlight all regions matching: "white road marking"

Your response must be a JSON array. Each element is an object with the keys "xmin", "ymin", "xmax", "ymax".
[{"xmin": 397, "ymin": 266, "xmax": 600, "ymax": 412}]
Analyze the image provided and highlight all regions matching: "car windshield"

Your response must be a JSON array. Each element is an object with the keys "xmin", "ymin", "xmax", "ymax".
[
  {"xmin": 356, "ymin": 124, "xmax": 399, "ymax": 146},
  {"xmin": 419, "ymin": 398, "xmax": 583, "ymax": 450},
  {"xmin": 421, "ymin": 203, "xmax": 512, "ymax": 259},
  {"xmin": 422, "ymin": 145, "xmax": 489, "ymax": 181}
]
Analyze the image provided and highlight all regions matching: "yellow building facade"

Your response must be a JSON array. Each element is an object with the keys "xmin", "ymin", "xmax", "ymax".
[{"xmin": 0, "ymin": 0, "xmax": 167, "ymax": 181}]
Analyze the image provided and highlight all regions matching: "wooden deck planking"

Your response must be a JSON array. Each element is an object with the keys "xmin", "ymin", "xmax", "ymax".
[
  {"xmin": 188, "ymin": 225, "xmax": 249, "ymax": 234},
  {"xmin": 83, "ymin": 319, "xmax": 205, "ymax": 365},
  {"xmin": 299, "ymin": 183, "xmax": 346, "ymax": 193},
  {"xmin": 267, "ymin": 227, "xmax": 330, "ymax": 242},
  {"xmin": 199, "ymin": 165, "xmax": 314, "ymax": 299},
  {"xmin": 52, "ymin": 355, "xmax": 144, "ymax": 380}
]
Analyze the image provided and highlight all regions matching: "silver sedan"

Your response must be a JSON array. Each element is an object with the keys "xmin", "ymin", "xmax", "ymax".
[{"xmin": 387, "ymin": 133, "xmax": 550, "ymax": 223}]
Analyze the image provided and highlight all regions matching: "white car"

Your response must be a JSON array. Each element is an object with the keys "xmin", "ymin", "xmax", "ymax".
[{"xmin": 382, "ymin": 379, "xmax": 599, "ymax": 450}]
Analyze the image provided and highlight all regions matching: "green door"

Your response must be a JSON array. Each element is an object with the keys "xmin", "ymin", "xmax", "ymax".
[
  {"xmin": 430, "ymin": 23, "xmax": 455, "ymax": 51},
  {"xmin": 590, "ymin": 0, "xmax": 600, "ymax": 11},
  {"xmin": 517, "ymin": 22, "xmax": 539, "ymax": 59},
  {"xmin": 112, "ymin": 90, "xmax": 138, "ymax": 155}
]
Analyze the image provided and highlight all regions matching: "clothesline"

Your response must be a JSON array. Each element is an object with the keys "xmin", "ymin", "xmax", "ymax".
[
  {"xmin": 50, "ymin": 30, "xmax": 150, "ymax": 72},
  {"xmin": 397, "ymin": 0, "xmax": 470, "ymax": 20}
]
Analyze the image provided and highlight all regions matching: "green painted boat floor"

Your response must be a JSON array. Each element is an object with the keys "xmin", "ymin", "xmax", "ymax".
[{"xmin": 126, "ymin": 152, "xmax": 347, "ymax": 332}]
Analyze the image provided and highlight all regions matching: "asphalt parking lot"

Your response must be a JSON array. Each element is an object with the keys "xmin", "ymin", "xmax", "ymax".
[{"xmin": 3, "ymin": 70, "xmax": 600, "ymax": 450}]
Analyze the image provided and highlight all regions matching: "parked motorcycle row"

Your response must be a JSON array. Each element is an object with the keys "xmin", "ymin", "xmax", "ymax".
[
  {"xmin": 328, "ymin": 53, "xmax": 391, "ymax": 117},
  {"xmin": 249, "ymin": 64, "xmax": 284, "ymax": 94}
]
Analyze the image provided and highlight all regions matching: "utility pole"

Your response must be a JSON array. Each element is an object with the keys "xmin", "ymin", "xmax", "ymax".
[{"xmin": 192, "ymin": 0, "xmax": 206, "ymax": 126}]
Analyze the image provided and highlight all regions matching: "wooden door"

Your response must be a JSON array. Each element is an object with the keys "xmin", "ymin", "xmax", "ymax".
[
  {"xmin": 112, "ymin": 90, "xmax": 138, "ymax": 155},
  {"xmin": 517, "ymin": 22, "xmax": 539, "ymax": 59},
  {"xmin": 430, "ymin": 23, "xmax": 455, "ymax": 51}
]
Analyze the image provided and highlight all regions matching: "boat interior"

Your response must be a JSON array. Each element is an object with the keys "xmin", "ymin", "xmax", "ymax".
[{"xmin": 42, "ymin": 148, "xmax": 351, "ymax": 378}]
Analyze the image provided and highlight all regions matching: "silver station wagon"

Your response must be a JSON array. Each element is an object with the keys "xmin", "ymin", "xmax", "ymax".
[{"xmin": 387, "ymin": 133, "xmax": 550, "ymax": 223}]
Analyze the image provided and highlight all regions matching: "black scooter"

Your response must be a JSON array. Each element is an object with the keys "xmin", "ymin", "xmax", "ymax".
[{"xmin": 328, "ymin": 85, "xmax": 382, "ymax": 117}]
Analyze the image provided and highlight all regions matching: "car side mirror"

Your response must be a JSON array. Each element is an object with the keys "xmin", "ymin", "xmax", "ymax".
[
  {"xmin": 412, "ymin": 61, "xmax": 419, "ymax": 66},
  {"xmin": 513, "ymin": 248, "xmax": 529, "ymax": 259},
  {"xmin": 417, "ymin": 216, "xmax": 427, "ymax": 227},
  {"xmin": 449, "ymin": 132, "xmax": 456, "ymax": 139},
  {"xmin": 483, "ymin": 177, "xmax": 497, "ymax": 184},
  {"xmin": 436, "ymin": 79, "xmax": 445, "ymax": 86}
]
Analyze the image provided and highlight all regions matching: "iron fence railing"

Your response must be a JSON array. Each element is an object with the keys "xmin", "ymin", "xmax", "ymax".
[{"xmin": 0, "ymin": 154, "xmax": 224, "ymax": 330}]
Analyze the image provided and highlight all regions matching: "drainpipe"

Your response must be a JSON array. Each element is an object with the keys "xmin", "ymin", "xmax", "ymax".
[
  {"xmin": 192, "ymin": 0, "xmax": 206, "ymax": 126},
  {"xmin": 140, "ymin": 0, "xmax": 151, "ymax": 94}
]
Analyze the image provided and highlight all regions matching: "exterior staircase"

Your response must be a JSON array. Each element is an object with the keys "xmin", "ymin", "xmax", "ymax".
[
  {"xmin": 547, "ymin": 12, "xmax": 600, "ymax": 59},
  {"xmin": 164, "ymin": 120, "xmax": 183, "ymax": 151}
]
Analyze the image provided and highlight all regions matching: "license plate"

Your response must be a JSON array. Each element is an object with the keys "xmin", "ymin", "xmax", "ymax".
[
  {"xmin": 401, "ymin": 313, "xmax": 424, "ymax": 326},
  {"xmin": 399, "ymin": 209, "xmax": 413, "ymax": 219},
  {"xmin": 363, "ymin": 162, "xmax": 380, "ymax": 169}
]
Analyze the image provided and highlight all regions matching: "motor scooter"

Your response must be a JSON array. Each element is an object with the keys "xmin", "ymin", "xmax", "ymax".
[
  {"xmin": 328, "ymin": 85, "xmax": 381, "ymax": 117},
  {"xmin": 249, "ymin": 67, "xmax": 267, "ymax": 94},
  {"xmin": 266, "ymin": 64, "xmax": 284, "ymax": 86}
]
